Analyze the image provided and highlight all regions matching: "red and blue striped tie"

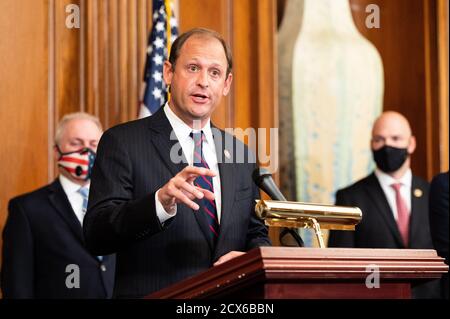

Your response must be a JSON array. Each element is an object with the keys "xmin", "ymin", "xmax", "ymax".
[{"xmin": 191, "ymin": 131, "xmax": 219, "ymax": 244}]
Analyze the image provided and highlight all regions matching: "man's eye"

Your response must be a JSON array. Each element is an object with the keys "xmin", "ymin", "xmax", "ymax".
[
  {"xmin": 210, "ymin": 69, "xmax": 220, "ymax": 77},
  {"xmin": 373, "ymin": 137, "xmax": 383, "ymax": 143},
  {"xmin": 188, "ymin": 65, "xmax": 199, "ymax": 72}
]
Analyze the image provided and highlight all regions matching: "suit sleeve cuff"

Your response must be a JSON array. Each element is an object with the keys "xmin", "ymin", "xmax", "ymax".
[{"xmin": 155, "ymin": 189, "xmax": 177, "ymax": 224}]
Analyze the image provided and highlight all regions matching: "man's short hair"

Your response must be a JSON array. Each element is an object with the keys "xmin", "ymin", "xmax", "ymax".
[
  {"xmin": 55, "ymin": 112, "xmax": 103, "ymax": 145},
  {"xmin": 168, "ymin": 28, "xmax": 233, "ymax": 77}
]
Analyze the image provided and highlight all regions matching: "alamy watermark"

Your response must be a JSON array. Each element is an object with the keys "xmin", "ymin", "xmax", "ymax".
[
  {"xmin": 65, "ymin": 3, "xmax": 380, "ymax": 30},
  {"xmin": 65, "ymin": 264, "xmax": 80, "ymax": 289},
  {"xmin": 365, "ymin": 4, "xmax": 380, "ymax": 29},
  {"xmin": 169, "ymin": 121, "xmax": 279, "ymax": 174},
  {"xmin": 65, "ymin": 4, "xmax": 80, "ymax": 29},
  {"xmin": 365, "ymin": 264, "xmax": 380, "ymax": 289}
]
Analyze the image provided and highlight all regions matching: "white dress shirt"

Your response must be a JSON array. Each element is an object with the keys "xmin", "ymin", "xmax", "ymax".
[
  {"xmin": 374, "ymin": 168, "xmax": 412, "ymax": 221},
  {"xmin": 155, "ymin": 103, "xmax": 222, "ymax": 224},
  {"xmin": 59, "ymin": 174, "xmax": 90, "ymax": 226}
]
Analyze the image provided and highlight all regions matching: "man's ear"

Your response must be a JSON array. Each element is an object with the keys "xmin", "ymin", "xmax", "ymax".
[
  {"xmin": 408, "ymin": 136, "xmax": 416, "ymax": 154},
  {"xmin": 222, "ymin": 72, "xmax": 233, "ymax": 96},
  {"xmin": 163, "ymin": 61, "xmax": 174, "ymax": 86}
]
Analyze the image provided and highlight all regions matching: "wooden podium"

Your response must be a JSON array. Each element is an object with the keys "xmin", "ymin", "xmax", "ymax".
[{"xmin": 147, "ymin": 247, "xmax": 447, "ymax": 299}]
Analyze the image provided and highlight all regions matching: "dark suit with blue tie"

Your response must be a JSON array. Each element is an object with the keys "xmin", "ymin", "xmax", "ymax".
[
  {"xmin": 1, "ymin": 179, "xmax": 116, "ymax": 298},
  {"xmin": 83, "ymin": 108, "xmax": 271, "ymax": 298}
]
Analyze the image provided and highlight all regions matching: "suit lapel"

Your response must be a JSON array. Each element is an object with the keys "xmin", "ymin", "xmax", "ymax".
[
  {"xmin": 408, "ymin": 176, "xmax": 426, "ymax": 247},
  {"xmin": 148, "ymin": 109, "xmax": 188, "ymax": 176},
  {"xmin": 148, "ymin": 108, "xmax": 214, "ymax": 251},
  {"xmin": 364, "ymin": 174, "xmax": 405, "ymax": 247},
  {"xmin": 48, "ymin": 180, "xmax": 84, "ymax": 244},
  {"xmin": 213, "ymin": 129, "xmax": 235, "ymax": 257}
]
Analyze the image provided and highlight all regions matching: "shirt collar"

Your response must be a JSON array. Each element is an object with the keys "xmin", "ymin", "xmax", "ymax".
[
  {"xmin": 375, "ymin": 168, "xmax": 412, "ymax": 188},
  {"xmin": 59, "ymin": 174, "xmax": 90, "ymax": 195},
  {"xmin": 163, "ymin": 103, "xmax": 214, "ymax": 145}
]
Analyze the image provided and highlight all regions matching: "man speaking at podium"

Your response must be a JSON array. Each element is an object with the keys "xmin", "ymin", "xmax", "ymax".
[{"xmin": 84, "ymin": 28, "xmax": 271, "ymax": 298}]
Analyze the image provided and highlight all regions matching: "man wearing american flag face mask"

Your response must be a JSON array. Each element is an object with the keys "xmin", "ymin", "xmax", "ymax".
[
  {"xmin": 1, "ymin": 112, "xmax": 116, "ymax": 299},
  {"xmin": 56, "ymin": 145, "xmax": 96, "ymax": 182}
]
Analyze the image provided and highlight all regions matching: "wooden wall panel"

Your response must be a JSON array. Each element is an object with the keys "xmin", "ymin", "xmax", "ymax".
[
  {"xmin": 84, "ymin": 0, "xmax": 98, "ymax": 117},
  {"xmin": 107, "ymin": 0, "xmax": 120, "ymax": 125},
  {"xmin": 230, "ymin": 0, "xmax": 280, "ymax": 244},
  {"xmin": 231, "ymin": 1, "xmax": 278, "ymax": 168},
  {"xmin": 54, "ymin": 0, "xmax": 82, "ymax": 118},
  {"xmin": 232, "ymin": 0, "xmax": 254, "ymax": 130},
  {"xmin": 81, "ymin": 0, "xmax": 148, "ymax": 129},
  {"xmin": 137, "ymin": 0, "xmax": 151, "ymax": 102},
  {"xmin": 423, "ymin": 0, "xmax": 441, "ymax": 179},
  {"xmin": 437, "ymin": 0, "xmax": 449, "ymax": 171},
  {"xmin": 349, "ymin": 0, "xmax": 443, "ymax": 180},
  {"xmin": 178, "ymin": 0, "xmax": 231, "ymax": 129},
  {"xmin": 255, "ymin": 1, "xmax": 278, "ymax": 134},
  {"xmin": 178, "ymin": 0, "xmax": 278, "ymax": 132},
  {"xmin": 0, "ymin": 0, "xmax": 50, "ymax": 256},
  {"xmin": 97, "ymin": 0, "xmax": 109, "ymax": 125}
]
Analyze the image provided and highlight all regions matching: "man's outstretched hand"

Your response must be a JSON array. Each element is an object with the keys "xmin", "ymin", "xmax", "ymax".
[{"xmin": 158, "ymin": 166, "xmax": 216, "ymax": 212}]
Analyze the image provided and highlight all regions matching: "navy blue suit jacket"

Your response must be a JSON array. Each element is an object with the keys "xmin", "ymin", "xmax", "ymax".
[
  {"xmin": 84, "ymin": 108, "xmax": 271, "ymax": 298},
  {"xmin": 1, "ymin": 179, "xmax": 116, "ymax": 298},
  {"xmin": 328, "ymin": 172, "xmax": 440, "ymax": 298}
]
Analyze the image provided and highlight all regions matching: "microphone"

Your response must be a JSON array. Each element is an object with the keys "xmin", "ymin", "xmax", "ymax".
[
  {"xmin": 252, "ymin": 168, "xmax": 304, "ymax": 247},
  {"xmin": 252, "ymin": 168, "xmax": 287, "ymax": 201}
]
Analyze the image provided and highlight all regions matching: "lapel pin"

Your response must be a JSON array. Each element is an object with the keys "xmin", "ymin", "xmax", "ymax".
[
  {"xmin": 413, "ymin": 188, "xmax": 423, "ymax": 198},
  {"xmin": 224, "ymin": 149, "xmax": 231, "ymax": 159}
]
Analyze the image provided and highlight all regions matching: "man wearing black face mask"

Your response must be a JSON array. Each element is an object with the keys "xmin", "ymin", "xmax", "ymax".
[
  {"xmin": 1, "ymin": 112, "xmax": 115, "ymax": 298},
  {"xmin": 328, "ymin": 111, "xmax": 440, "ymax": 299}
]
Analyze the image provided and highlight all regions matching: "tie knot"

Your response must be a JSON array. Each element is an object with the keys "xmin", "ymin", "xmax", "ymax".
[
  {"xmin": 191, "ymin": 131, "xmax": 206, "ymax": 165},
  {"xmin": 190, "ymin": 131, "xmax": 205, "ymax": 142},
  {"xmin": 191, "ymin": 131, "xmax": 206, "ymax": 153},
  {"xmin": 391, "ymin": 183, "xmax": 402, "ymax": 192},
  {"xmin": 78, "ymin": 187, "xmax": 89, "ymax": 199}
]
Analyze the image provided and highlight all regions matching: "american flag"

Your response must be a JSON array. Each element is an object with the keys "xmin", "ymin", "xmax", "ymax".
[{"xmin": 139, "ymin": 0, "xmax": 178, "ymax": 118}]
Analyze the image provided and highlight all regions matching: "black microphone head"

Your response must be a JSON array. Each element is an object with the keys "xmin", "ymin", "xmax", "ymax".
[
  {"xmin": 252, "ymin": 167, "xmax": 272, "ymax": 186},
  {"xmin": 252, "ymin": 167, "xmax": 286, "ymax": 201}
]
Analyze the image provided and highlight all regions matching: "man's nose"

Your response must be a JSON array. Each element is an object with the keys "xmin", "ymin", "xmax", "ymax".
[{"xmin": 197, "ymin": 70, "xmax": 209, "ymax": 87}]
